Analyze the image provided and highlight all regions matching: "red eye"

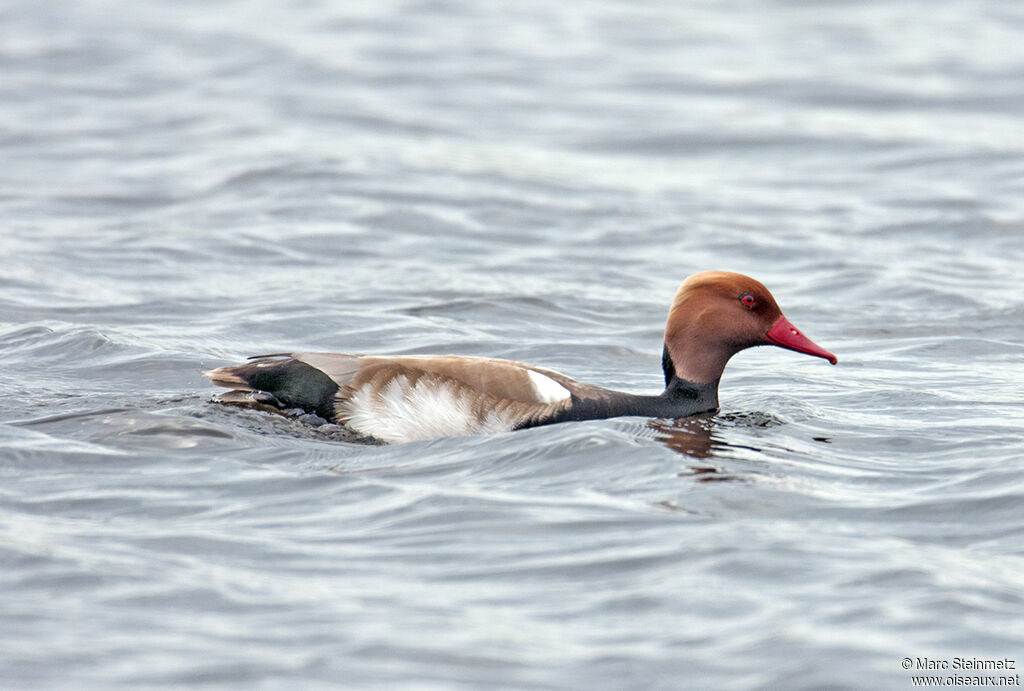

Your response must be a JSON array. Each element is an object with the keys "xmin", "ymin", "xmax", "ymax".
[{"xmin": 741, "ymin": 293, "xmax": 756, "ymax": 308}]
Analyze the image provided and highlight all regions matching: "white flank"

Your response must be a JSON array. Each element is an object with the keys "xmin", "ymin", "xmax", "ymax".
[
  {"xmin": 342, "ymin": 376, "xmax": 513, "ymax": 444},
  {"xmin": 526, "ymin": 370, "xmax": 571, "ymax": 404}
]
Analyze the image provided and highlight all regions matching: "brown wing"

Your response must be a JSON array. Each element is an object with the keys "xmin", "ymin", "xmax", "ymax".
[{"xmin": 353, "ymin": 355, "xmax": 575, "ymax": 404}]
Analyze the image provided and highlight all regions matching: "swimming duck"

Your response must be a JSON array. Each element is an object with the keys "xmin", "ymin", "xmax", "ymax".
[{"xmin": 204, "ymin": 271, "xmax": 836, "ymax": 443}]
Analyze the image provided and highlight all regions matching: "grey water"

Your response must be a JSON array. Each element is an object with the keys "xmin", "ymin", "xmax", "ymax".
[{"xmin": 2, "ymin": 1, "xmax": 1024, "ymax": 689}]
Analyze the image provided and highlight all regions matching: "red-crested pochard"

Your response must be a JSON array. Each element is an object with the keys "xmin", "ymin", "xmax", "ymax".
[{"xmin": 204, "ymin": 271, "xmax": 836, "ymax": 443}]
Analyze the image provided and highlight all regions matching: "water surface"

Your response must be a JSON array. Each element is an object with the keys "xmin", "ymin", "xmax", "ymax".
[{"xmin": 2, "ymin": 1, "xmax": 1024, "ymax": 689}]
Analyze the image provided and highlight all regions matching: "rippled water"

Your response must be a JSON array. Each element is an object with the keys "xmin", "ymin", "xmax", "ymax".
[{"xmin": 3, "ymin": 1, "xmax": 1024, "ymax": 688}]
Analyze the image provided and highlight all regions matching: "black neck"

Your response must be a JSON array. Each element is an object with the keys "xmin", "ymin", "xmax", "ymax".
[
  {"xmin": 659, "ymin": 344, "xmax": 719, "ymax": 413},
  {"xmin": 516, "ymin": 347, "xmax": 721, "ymax": 431},
  {"xmin": 661, "ymin": 374, "xmax": 720, "ymax": 415},
  {"xmin": 662, "ymin": 344, "xmax": 675, "ymax": 387},
  {"xmin": 543, "ymin": 378, "xmax": 719, "ymax": 426},
  {"xmin": 538, "ymin": 349, "xmax": 719, "ymax": 427}
]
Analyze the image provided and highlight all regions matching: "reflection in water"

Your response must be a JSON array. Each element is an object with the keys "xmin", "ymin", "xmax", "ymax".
[
  {"xmin": 647, "ymin": 416, "xmax": 717, "ymax": 458},
  {"xmin": 646, "ymin": 417, "xmax": 737, "ymax": 483},
  {"xmin": 646, "ymin": 414, "xmax": 781, "ymax": 482}
]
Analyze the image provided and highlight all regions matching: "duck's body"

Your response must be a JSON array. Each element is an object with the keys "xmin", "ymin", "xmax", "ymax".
[
  {"xmin": 205, "ymin": 272, "xmax": 836, "ymax": 444},
  {"xmin": 205, "ymin": 352, "xmax": 720, "ymax": 443}
]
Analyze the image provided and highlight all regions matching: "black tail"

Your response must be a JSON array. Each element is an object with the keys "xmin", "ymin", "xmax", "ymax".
[{"xmin": 204, "ymin": 357, "xmax": 340, "ymax": 421}]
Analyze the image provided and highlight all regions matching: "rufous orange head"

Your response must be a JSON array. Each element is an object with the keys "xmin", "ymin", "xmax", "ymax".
[{"xmin": 663, "ymin": 271, "xmax": 836, "ymax": 384}]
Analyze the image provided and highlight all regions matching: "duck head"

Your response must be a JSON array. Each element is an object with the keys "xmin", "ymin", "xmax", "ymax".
[{"xmin": 663, "ymin": 271, "xmax": 837, "ymax": 386}]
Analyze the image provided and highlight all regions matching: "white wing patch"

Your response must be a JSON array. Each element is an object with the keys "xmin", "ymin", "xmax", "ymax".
[
  {"xmin": 341, "ymin": 375, "xmax": 514, "ymax": 444},
  {"xmin": 526, "ymin": 370, "xmax": 571, "ymax": 404}
]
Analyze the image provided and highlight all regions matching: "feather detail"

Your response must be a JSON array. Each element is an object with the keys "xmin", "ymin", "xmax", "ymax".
[{"xmin": 339, "ymin": 374, "xmax": 516, "ymax": 443}]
